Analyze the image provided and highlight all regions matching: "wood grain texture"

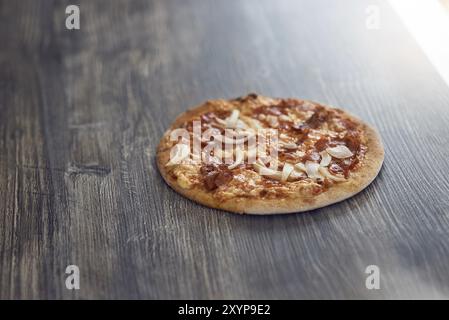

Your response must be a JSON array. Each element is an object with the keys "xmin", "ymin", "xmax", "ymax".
[{"xmin": 1, "ymin": 0, "xmax": 449, "ymax": 299}]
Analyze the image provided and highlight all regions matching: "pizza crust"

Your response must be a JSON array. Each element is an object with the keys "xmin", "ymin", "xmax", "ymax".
[{"xmin": 156, "ymin": 95, "xmax": 384, "ymax": 215}]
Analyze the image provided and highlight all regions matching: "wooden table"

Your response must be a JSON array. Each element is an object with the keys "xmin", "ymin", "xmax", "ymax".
[{"xmin": 1, "ymin": 0, "xmax": 449, "ymax": 299}]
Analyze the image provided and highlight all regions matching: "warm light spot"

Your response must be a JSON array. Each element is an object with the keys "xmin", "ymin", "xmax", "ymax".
[{"xmin": 390, "ymin": 0, "xmax": 449, "ymax": 86}]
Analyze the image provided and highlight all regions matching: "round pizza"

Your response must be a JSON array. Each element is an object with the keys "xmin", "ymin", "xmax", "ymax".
[{"xmin": 156, "ymin": 94, "xmax": 384, "ymax": 214}]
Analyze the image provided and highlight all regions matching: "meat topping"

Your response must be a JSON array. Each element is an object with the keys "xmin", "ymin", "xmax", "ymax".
[{"xmin": 201, "ymin": 164, "xmax": 233, "ymax": 190}]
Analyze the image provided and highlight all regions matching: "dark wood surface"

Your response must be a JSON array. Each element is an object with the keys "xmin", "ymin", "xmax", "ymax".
[{"xmin": 1, "ymin": 0, "xmax": 449, "ymax": 299}]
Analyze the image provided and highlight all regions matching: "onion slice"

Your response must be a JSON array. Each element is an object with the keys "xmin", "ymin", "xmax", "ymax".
[
  {"xmin": 235, "ymin": 119, "xmax": 248, "ymax": 129},
  {"xmin": 215, "ymin": 117, "xmax": 227, "ymax": 126},
  {"xmin": 294, "ymin": 162, "xmax": 307, "ymax": 172},
  {"xmin": 288, "ymin": 170, "xmax": 306, "ymax": 181},
  {"xmin": 319, "ymin": 151, "xmax": 331, "ymax": 167},
  {"xmin": 326, "ymin": 146, "xmax": 353, "ymax": 159},
  {"xmin": 318, "ymin": 166, "xmax": 346, "ymax": 182},
  {"xmin": 295, "ymin": 151, "xmax": 306, "ymax": 158},
  {"xmin": 281, "ymin": 142, "xmax": 298, "ymax": 150},
  {"xmin": 281, "ymin": 163, "xmax": 294, "ymax": 182},
  {"xmin": 227, "ymin": 110, "xmax": 240, "ymax": 128},
  {"xmin": 305, "ymin": 161, "xmax": 323, "ymax": 180},
  {"xmin": 253, "ymin": 163, "xmax": 282, "ymax": 180},
  {"xmin": 215, "ymin": 109, "xmax": 244, "ymax": 129}
]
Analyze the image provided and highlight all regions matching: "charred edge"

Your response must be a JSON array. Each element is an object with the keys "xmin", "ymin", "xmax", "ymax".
[{"xmin": 233, "ymin": 93, "xmax": 258, "ymax": 101}]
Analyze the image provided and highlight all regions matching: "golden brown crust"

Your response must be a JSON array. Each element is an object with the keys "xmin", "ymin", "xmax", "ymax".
[{"xmin": 156, "ymin": 94, "xmax": 384, "ymax": 215}]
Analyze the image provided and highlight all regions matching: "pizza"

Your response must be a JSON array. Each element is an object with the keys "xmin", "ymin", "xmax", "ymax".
[{"xmin": 156, "ymin": 94, "xmax": 384, "ymax": 214}]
